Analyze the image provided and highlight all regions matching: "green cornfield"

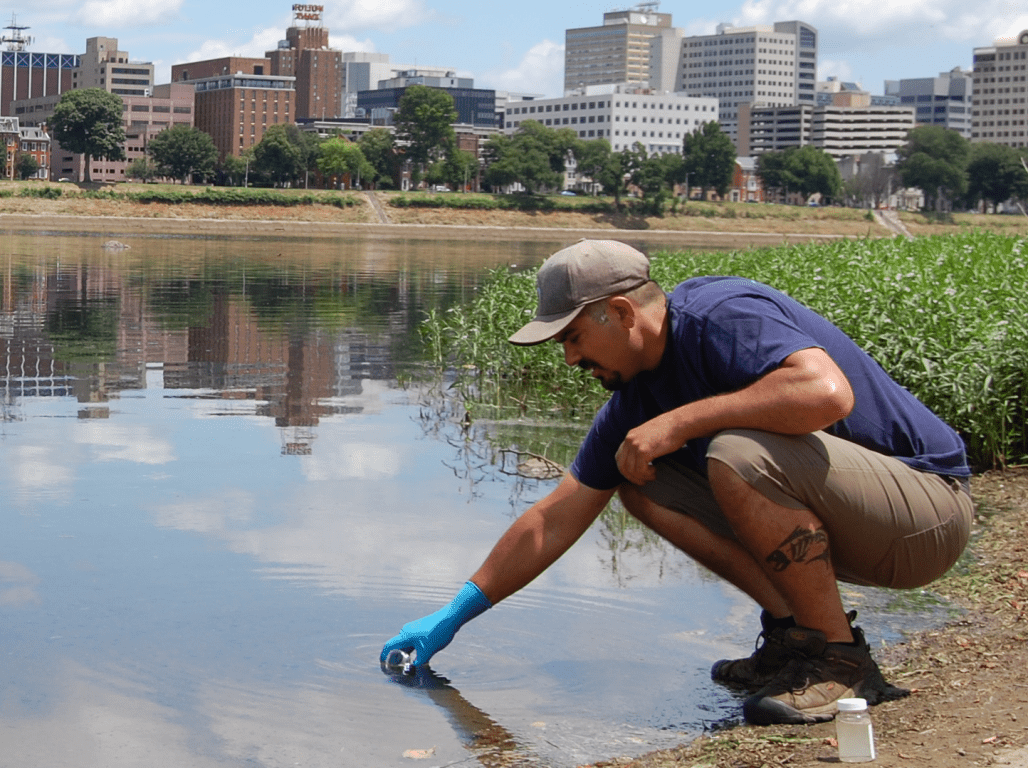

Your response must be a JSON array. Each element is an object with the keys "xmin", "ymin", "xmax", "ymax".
[{"xmin": 422, "ymin": 232, "xmax": 1028, "ymax": 471}]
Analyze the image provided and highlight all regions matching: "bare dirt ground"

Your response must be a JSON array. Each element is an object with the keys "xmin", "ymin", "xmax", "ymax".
[
  {"xmin": 591, "ymin": 469, "xmax": 1028, "ymax": 768},
  {"xmin": 6, "ymin": 184, "xmax": 1028, "ymax": 240}
]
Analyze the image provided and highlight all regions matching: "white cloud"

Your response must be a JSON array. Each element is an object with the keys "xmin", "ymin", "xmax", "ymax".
[
  {"xmin": 734, "ymin": 0, "xmax": 1027, "ymax": 48},
  {"xmin": 301, "ymin": 443, "xmax": 401, "ymax": 481},
  {"xmin": 818, "ymin": 58, "xmax": 855, "ymax": 82},
  {"xmin": 184, "ymin": 26, "xmax": 285, "ymax": 63},
  {"xmin": 73, "ymin": 423, "xmax": 175, "ymax": 465},
  {"xmin": 481, "ymin": 39, "xmax": 564, "ymax": 97},
  {"xmin": 71, "ymin": 0, "xmax": 185, "ymax": 27},
  {"xmin": 152, "ymin": 490, "xmax": 255, "ymax": 534},
  {"xmin": 0, "ymin": 561, "xmax": 41, "ymax": 607},
  {"xmin": 322, "ymin": 0, "xmax": 435, "ymax": 33},
  {"xmin": 10, "ymin": 445, "xmax": 74, "ymax": 495}
]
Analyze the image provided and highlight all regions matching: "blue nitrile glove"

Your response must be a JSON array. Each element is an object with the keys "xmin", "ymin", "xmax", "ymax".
[{"xmin": 380, "ymin": 581, "xmax": 492, "ymax": 669}]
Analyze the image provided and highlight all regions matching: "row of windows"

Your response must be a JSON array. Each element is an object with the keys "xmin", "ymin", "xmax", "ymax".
[{"xmin": 510, "ymin": 99, "xmax": 711, "ymax": 115}]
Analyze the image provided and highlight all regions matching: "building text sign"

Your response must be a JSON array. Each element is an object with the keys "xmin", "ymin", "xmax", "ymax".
[{"xmin": 292, "ymin": 4, "xmax": 323, "ymax": 21}]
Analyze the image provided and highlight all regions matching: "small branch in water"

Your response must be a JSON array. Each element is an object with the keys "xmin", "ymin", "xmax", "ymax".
[{"xmin": 497, "ymin": 449, "xmax": 565, "ymax": 479}]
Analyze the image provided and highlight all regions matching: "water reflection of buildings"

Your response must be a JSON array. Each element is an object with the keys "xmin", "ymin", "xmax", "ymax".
[{"xmin": 2, "ymin": 264, "xmax": 398, "ymax": 454}]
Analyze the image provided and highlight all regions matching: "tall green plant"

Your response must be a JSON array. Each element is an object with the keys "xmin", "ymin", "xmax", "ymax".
[{"xmin": 423, "ymin": 233, "xmax": 1028, "ymax": 470}]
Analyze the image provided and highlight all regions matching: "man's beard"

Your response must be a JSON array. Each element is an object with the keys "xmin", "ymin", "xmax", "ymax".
[{"xmin": 579, "ymin": 360, "xmax": 625, "ymax": 391}]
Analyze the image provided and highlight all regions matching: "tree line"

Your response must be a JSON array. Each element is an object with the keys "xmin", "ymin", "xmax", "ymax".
[{"xmin": 41, "ymin": 87, "xmax": 1028, "ymax": 214}]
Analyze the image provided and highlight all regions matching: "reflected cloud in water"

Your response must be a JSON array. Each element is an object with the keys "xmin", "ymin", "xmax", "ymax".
[{"xmin": 0, "ymin": 231, "xmax": 759, "ymax": 767}]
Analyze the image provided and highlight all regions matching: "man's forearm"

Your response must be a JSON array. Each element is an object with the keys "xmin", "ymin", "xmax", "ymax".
[
  {"xmin": 470, "ymin": 474, "xmax": 614, "ymax": 604},
  {"xmin": 616, "ymin": 348, "xmax": 854, "ymax": 485}
]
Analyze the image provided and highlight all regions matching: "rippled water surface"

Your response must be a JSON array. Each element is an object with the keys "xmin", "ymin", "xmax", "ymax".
[{"xmin": 0, "ymin": 227, "xmax": 934, "ymax": 767}]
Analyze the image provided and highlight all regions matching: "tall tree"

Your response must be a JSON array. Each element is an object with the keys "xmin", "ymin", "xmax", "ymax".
[
  {"xmin": 251, "ymin": 124, "xmax": 308, "ymax": 187},
  {"xmin": 50, "ymin": 88, "xmax": 126, "ymax": 183},
  {"xmin": 482, "ymin": 121, "xmax": 580, "ymax": 194},
  {"xmin": 357, "ymin": 128, "xmax": 398, "ymax": 189},
  {"xmin": 681, "ymin": 121, "xmax": 736, "ymax": 199},
  {"xmin": 848, "ymin": 152, "xmax": 895, "ymax": 209},
  {"xmin": 146, "ymin": 125, "xmax": 218, "ymax": 183},
  {"xmin": 393, "ymin": 85, "xmax": 458, "ymax": 186},
  {"xmin": 758, "ymin": 146, "xmax": 842, "ymax": 203},
  {"xmin": 318, "ymin": 136, "xmax": 374, "ymax": 188},
  {"xmin": 625, "ymin": 144, "xmax": 683, "ymax": 215},
  {"xmin": 756, "ymin": 150, "xmax": 798, "ymax": 201},
  {"xmin": 126, "ymin": 156, "xmax": 159, "ymax": 183},
  {"xmin": 965, "ymin": 141, "xmax": 1028, "ymax": 211},
  {"xmin": 427, "ymin": 147, "xmax": 477, "ymax": 191},
  {"xmin": 787, "ymin": 145, "xmax": 843, "ymax": 202},
  {"xmin": 15, "ymin": 153, "xmax": 40, "ymax": 180},
  {"xmin": 895, "ymin": 125, "xmax": 970, "ymax": 211}
]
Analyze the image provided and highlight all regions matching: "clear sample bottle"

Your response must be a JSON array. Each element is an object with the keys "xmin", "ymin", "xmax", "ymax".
[
  {"xmin": 384, "ymin": 649, "xmax": 416, "ymax": 674},
  {"xmin": 836, "ymin": 697, "xmax": 876, "ymax": 763}
]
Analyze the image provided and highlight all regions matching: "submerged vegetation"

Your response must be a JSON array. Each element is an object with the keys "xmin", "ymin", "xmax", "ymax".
[{"xmin": 422, "ymin": 231, "xmax": 1028, "ymax": 471}]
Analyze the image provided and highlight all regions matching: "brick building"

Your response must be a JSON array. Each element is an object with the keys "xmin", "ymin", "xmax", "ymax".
[
  {"xmin": 1, "ymin": 15, "xmax": 78, "ymax": 116},
  {"xmin": 265, "ymin": 7, "xmax": 342, "ymax": 120},
  {"xmin": 171, "ymin": 57, "xmax": 295, "ymax": 160}
]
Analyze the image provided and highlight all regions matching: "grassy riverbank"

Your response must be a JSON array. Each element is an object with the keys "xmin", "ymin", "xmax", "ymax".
[{"xmin": 6, "ymin": 179, "xmax": 1028, "ymax": 240}]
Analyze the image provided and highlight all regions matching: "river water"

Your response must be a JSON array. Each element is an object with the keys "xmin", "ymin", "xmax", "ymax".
[{"xmin": 0, "ymin": 225, "xmax": 943, "ymax": 767}]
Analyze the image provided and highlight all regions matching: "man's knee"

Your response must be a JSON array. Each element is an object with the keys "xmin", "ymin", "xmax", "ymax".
[{"xmin": 617, "ymin": 482, "xmax": 653, "ymax": 523}]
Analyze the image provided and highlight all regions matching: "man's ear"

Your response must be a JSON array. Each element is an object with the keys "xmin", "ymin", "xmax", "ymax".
[{"xmin": 607, "ymin": 296, "xmax": 636, "ymax": 328}]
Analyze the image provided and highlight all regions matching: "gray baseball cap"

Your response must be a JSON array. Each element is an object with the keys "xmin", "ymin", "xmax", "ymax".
[{"xmin": 508, "ymin": 239, "xmax": 651, "ymax": 346}]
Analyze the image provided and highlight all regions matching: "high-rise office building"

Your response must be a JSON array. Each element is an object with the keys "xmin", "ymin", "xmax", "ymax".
[
  {"xmin": 677, "ymin": 21, "xmax": 818, "ymax": 148},
  {"xmin": 1, "ymin": 15, "xmax": 78, "ymax": 116},
  {"xmin": 971, "ymin": 31, "xmax": 1028, "ymax": 146},
  {"xmin": 265, "ymin": 6, "xmax": 343, "ymax": 120},
  {"xmin": 564, "ymin": 3, "xmax": 673, "ymax": 94},
  {"xmin": 885, "ymin": 68, "xmax": 972, "ymax": 138}
]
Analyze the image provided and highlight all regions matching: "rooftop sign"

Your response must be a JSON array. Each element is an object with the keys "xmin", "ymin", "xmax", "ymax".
[{"xmin": 292, "ymin": 4, "xmax": 323, "ymax": 21}]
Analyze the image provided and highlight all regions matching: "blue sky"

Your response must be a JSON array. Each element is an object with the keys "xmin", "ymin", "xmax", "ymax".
[{"xmin": 10, "ymin": 0, "xmax": 1028, "ymax": 99}]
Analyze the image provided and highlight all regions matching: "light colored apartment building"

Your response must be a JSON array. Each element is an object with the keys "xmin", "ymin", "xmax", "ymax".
[
  {"xmin": 171, "ymin": 57, "xmax": 294, "ymax": 160},
  {"xmin": 504, "ymin": 83, "xmax": 719, "ymax": 155},
  {"xmin": 740, "ymin": 95, "xmax": 915, "ymax": 158},
  {"xmin": 971, "ymin": 30, "xmax": 1028, "ymax": 146},
  {"xmin": 564, "ymin": 4, "xmax": 673, "ymax": 94},
  {"xmin": 676, "ymin": 21, "xmax": 818, "ymax": 148},
  {"xmin": 885, "ymin": 68, "xmax": 972, "ymax": 138},
  {"xmin": 46, "ymin": 82, "xmax": 195, "ymax": 182},
  {"xmin": 71, "ymin": 37, "xmax": 153, "ymax": 96},
  {"xmin": 9, "ymin": 36, "xmax": 168, "ymax": 181}
]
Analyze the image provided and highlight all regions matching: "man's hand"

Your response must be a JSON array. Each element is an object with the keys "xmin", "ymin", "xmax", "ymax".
[
  {"xmin": 616, "ymin": 411, "xmax": 688, "ymax": 485},
  {"xmin": 380, "ymin": 581, "xmax": 491, "ymax": 670}
]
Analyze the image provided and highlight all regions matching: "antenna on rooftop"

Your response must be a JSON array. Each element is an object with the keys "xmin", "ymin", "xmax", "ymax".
[
  {"xmin": 2, "ymin": 13, "xmax": 33, "ymax": 51},
  {"xmin": 634, "ymin": 1, "xmax": 660, "ymax": 12}
]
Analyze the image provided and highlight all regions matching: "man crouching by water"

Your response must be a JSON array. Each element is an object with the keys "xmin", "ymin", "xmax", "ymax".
[{"xmin": 382, "ymin": 239, "xmax": 972, "ymax": 725}]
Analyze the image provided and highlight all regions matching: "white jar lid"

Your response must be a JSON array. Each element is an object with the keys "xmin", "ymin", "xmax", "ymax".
[{"xmin": 837, "ymin": 698, "xmax": 868, "ymax": 711}]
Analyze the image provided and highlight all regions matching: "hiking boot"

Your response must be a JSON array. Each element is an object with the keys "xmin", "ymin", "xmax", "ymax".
[
  {"xmin": 711, "ymin": 610, "xmax": 796, "ymax": 691},
  {"xmin": 742, "ymin": 624, "xmax": 910, "ymax": 725}
]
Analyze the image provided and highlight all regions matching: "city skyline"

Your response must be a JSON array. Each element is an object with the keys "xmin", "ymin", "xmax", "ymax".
[{"xmin": 5, "ymin": 0, "xmax": 1028, "ymax": 101}]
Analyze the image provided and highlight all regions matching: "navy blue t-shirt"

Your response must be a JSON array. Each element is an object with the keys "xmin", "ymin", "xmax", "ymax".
[{"xmin": 570, "ymin": 276, "xmax": 970, "ymax": 490}]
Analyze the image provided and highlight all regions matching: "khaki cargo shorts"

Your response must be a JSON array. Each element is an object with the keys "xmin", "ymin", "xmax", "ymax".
[{"xmin": 640, "ymin": 428, "xmax": 974, "ymax": 589}]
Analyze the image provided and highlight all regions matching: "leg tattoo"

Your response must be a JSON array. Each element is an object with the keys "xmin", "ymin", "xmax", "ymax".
[{"xmin": 766, "ymin": 526, "xmax": 831, "ymax": 573}]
